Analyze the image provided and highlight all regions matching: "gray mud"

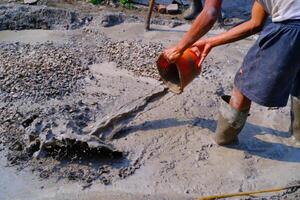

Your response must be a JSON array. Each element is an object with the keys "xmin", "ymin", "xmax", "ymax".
[
  {"xmin": 0, "ymin": 29, "xmax": 68, "ymax": 43},
  {"xmin": 0, "ymin": 5, "xmax": 168, "ymax": 187},
  {"xmin": 1, "ymin": 2, "xmax": 300, "ymax": 200},
  {"xmin": 0, "ymin": 41, "xmax": 165, "ymax": 183}
]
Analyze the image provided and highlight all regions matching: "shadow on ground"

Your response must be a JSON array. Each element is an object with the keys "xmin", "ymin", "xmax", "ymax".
[
  {"xmin": 115, "ymin": 117, "xmax": 300, "ymax": 163},
  {"xmin": 149, "ymin": 28, "xmax": 187, "ymax": 33}
]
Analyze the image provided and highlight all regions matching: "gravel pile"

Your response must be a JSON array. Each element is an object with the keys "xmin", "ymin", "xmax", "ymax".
[
  {"xmin": 0, "ymin": 35, "xmax": 163, "ymax": 104},
  {"xmin": 104, "ymin": 40, "xmax": 163, "ymax": 78},
  {"xmin": 82, "ymin": 29, "xmax": 164, "ymax": 79},
  {"xmin": 0, "ymin": 42, "xmax": 89, "ymax": 102},
  {"xmin": 0, "ymin": 4, "xmax": 92, "ymax": 30},
  {"xmin": 0, "ymin": 37, "xmax": 163, "ymax": 101},
  {"xmin": 0, "ymin": 6, "xmax": 169, "ymax": 186},
  {"xmin": 0, "ymin": 30, "xmax": 164, "ymax": 185}
]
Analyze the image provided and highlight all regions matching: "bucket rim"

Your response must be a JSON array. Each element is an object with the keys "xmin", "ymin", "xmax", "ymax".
[{"xmin": 156, "ymin": 53, "xmax": 183, "ymax": 94}]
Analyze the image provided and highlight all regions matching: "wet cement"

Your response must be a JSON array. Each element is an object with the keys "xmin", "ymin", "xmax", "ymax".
[
  {"xmin": 0, "ymin": 30, "xmax": 69, "ymax": 44},
  {"xmin": 1, "ymin": 3, "xmax": 300, "ymax": 200}
]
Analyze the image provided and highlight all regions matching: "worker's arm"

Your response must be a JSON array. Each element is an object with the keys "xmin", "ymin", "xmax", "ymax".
[
  {"xmin": 164, "ymin": 0, "xmax": 222, "ymax": 63},
  {"xmin": 193, "ymin": 1, "xmax": 268, "ymax": 65}
]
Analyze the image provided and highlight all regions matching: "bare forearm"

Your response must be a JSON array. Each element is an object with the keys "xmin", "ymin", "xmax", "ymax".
[
  {"xmin": 208, "ymin": 20, "xmax": 263, "ymax": 47},
  {"xmin": 207, "ymin": 1, "xmax": 268, "ymax": 48},
  {"xmin": 163, "ymin": 0, "xmax": 222, "ymax": 63},
  {"xmin": 177, "ymin": 7, "xmax": 219, "ymax": 51},
  {"xmin": 175, "ymin": 0, "xmax": 222, "ymax": 52}
]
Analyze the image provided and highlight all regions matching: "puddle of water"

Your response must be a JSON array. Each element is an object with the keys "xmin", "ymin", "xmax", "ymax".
[{"xmin": 0, "ymin": 30, "xmax": 69, "ymax": 44}]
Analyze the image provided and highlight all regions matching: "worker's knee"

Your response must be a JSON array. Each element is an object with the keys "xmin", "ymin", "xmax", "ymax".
[{"xmin": 229, "ymin": 87, "xmax": 251, "ymax": 112}]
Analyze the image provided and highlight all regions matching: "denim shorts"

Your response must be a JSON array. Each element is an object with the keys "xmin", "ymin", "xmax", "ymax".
[{"xmin": 234, "ymin": 20, "xmax": 300, "ymax": 107}]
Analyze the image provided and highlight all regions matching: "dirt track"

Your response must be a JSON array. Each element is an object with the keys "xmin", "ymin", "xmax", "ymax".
[{"xmin": 1, "ymin": 1, "xmax": 300, "ymax": 200}]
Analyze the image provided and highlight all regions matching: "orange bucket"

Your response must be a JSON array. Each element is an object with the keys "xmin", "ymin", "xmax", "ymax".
[{"xmin": 157, "ymin": 48, "xmax": 202, "ymax": 94}]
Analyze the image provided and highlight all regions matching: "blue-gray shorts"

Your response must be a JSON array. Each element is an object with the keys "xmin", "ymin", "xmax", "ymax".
[{"xmin": 234, "ymin": 20, "xmax": 300, "ymax": 107}]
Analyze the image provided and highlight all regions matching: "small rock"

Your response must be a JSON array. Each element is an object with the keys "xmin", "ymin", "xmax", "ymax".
[
  {"xmin": 33, "ymin": 149, "xmax": 47, "ymax": 159},
  {"xmin": 24, "ymin": 0, "xmax": 38, "ymax": 4},
  {"xmin": 169, "ymin": 20, "xmax": 183, "ymax": 28},
  {"xmin": 22, "ymin": 114, "xmax": 38, "ymax": 128},
  {"xmin": 185, "ymin": 189, "xmax": 190, "ymax": 194},
  {"xmin": 13, "ymin": 142, "xmax": 23, "ymax": 151},
  {"xmin": 82, "ymin": 182, "xmax": 92, "ymax": 190},
  {"xmin": 157, "ymin": 5, "xmax": 167, "ymax": 14},
  {"xmin": 167, "ymin": 4, "xmax": 179, "ymax": 15}
]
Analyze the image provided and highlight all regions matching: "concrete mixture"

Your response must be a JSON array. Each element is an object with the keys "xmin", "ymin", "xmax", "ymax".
[{"xmin": 0, "ymin": 1, "xmax": 300, "ymax": 200}]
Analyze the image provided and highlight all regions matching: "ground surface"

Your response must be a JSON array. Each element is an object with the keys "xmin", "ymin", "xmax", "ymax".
[{"xmin": 0, "ymin": 1, "xmax": 300, "ymax": 200}]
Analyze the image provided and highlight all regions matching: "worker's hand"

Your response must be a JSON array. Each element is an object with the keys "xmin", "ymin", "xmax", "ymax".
[
  {"xmin": 163, "ymin": 46, "xmax": 184, "ymax": 63},
  {"xmin": 191, "ymin": 39, "xmax": 213, "ymax": 67}
]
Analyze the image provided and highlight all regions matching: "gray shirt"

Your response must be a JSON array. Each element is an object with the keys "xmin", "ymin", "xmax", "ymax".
[{"xmin": 257, "ymin": 0, "xmax": 300, "ymax": 22}]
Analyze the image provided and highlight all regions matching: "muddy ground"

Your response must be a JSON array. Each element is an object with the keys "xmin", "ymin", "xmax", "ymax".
[{"xmin": 1, "ymin": 1, "xmax": 300, "ymax": 200}]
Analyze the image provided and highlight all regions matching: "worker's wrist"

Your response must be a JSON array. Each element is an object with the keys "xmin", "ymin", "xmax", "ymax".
[
  {"xmin": 207, "ymin": 37, "xmax": 218, "ymax": 48},
  {"xmin": 174, "ymin": 45, "xmax": 185, "ymax": 55}
]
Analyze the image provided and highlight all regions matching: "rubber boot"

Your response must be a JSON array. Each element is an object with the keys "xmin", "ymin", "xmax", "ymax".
[
  {"xmin": 291, "ymin": 96, "xmax": 300, "ymax": 142},
  {"xmin": 215, "ymin": 95, "xmax": 249, "ymax": 145},
  {"xmin": 183, "ymin": 0, "xmax": 203, "ymax": 20}
]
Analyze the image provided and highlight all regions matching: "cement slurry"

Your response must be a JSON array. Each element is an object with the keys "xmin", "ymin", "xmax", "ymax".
[
  {"xmin": 1, "ymin": 18, "xmax": 300, "ymax": 200},
  {"xmin": 0, "ymin": 30, "xmax": 69, "ymax": 44}
]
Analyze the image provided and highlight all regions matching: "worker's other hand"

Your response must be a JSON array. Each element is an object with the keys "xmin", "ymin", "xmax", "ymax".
[
  {"xmin": 191, "ymin": 39, "xmax": 213, "ymax": 67},
  {"xmin": 163, "ymin": 46, "xmax": 183, "ymax": 63}
]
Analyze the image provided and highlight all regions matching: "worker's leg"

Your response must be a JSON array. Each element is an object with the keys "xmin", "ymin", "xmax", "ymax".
[
  {"xmin": 291, "ymin": 96, "xmax": 300, "ymax": 141},
  {"xmin": 291, "ymin": 72, "xmax": 300, "ymax": 142},
  {"xmin": 229, "ymin": 87, "xmax": 252, "ymax": 111},
  {"xmin": 214, "ymin": 87, "xmax": 251, "ymax": 145},
  {"xmin": 183, "ymin": 0, "xmax": 203, "ymax": 20}
]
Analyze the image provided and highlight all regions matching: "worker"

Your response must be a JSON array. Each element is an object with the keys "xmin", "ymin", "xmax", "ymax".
[
  {"xmin": 163, "ymin": 0, "xmax": 300, "ymax": 145},
  {"xmin": 183, "ymin": 0, "xmax": 203, "ymax": 20}
]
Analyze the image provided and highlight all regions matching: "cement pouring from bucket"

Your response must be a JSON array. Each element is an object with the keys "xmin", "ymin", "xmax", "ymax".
[{"xmin": 157, "ymin": 48, "xmax": 202, "ymax": 94}]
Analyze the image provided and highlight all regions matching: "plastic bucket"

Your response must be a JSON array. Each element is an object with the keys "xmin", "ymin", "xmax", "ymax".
[{"xmin": 157, "ymin": 48, "xmax": 202, "ymax": 94}]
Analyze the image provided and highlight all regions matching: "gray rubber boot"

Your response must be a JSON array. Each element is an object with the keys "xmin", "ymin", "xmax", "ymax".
[
  {"xmin": 183, "ymin": 0, "xmax": 203, "ymax": 20},
  {"xmin": 291, "ymin": 96, "xmax": 300, "ymax": 142},
  {"xmin": 215, "ymin": 95, "xmax": 249, "ymax": 145}
]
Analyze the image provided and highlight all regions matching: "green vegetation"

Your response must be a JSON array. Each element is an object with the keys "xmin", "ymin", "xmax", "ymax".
[
  {"xmin": 90, "ymin": 0, "xmax": 134, "ymax": 9},
  {"xmin": 90, "ymin": 0, "xmax": 101, "ymax": 5},
  {"xmin": 120, "ymin": 0, "xmax": 134, "ymax": 9}
]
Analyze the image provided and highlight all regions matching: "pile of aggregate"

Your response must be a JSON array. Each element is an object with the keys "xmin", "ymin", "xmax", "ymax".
[
  {"xmin": 104, "ymin": 39, "xmax": 163, "ymax": 78},
  {"xmin": 0, "ymin": 4, "xmax": 92, "ymax": 30},
  {"xmin": 0, "ymin": 34, "xmax": 163, "ymax": 103},
  {"xmin": 0, "ymin": 30, "xmax": 165, "ymax": 184},
  {"xmin": 0, "ymin": 42, "xmax": 90, "ymax": 102},
  {"xmin": 81, "ymin": 29, "xmax": 164, "ymax": 79}
]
